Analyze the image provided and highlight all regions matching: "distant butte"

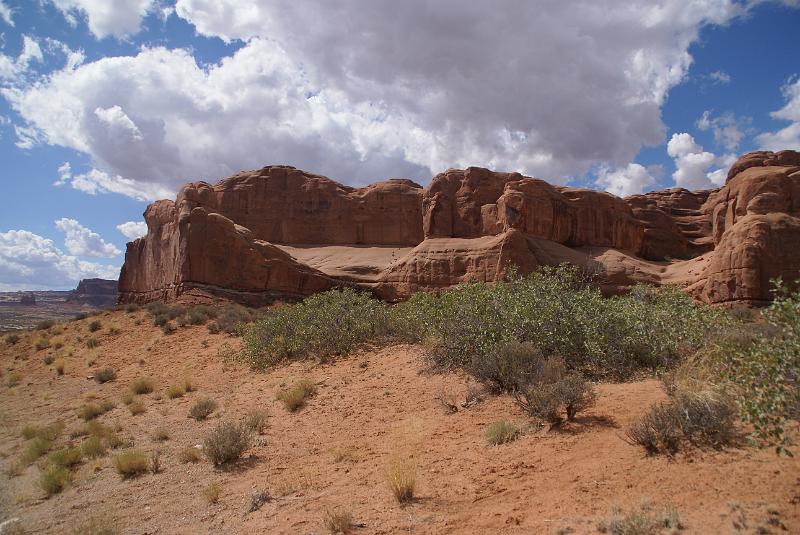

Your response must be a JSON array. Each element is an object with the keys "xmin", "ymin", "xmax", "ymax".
[{"xmin": 118, "ymin": 150, "xmax": 800, "ymax": 306}]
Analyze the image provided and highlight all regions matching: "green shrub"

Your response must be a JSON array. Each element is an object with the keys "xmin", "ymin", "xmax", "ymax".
[
  {"xmin": 276, "ymin": 379, "xmax": 316, "ymax": 412},
  {"xmin": 241, "ymin": 288, "xmax": 386, "ymax": 368},
  {"xmin": 160, "ymin": 322, "xmax": 176, "ymax": 335},
  {"xmin": 21, "ymin": 437, "xmax": 53, "ymax": 464},
  {"xmin": 188, "ymin": 306, "xmax": 217, "ymax": 325},
  {"xmin": 470, "ymin": 341, "xmax": 541, "ymax": 393},
  {"xmin": 152, "ymin": 315, "xmax": 168, "ymax": 327},
  {"xmin": 208, "ymin": 304, "xmax": 256, "ymax": 335},
  {"xmin": 129, "ymin": 377, "xmax": 154, "ymax": 394},
  {"xmin": 82, "ymin": 436, "xmax": 107, "ymax": 458},
  {"xmin": 5, "ymin": 333, "xmax": 20, "ymax": 345},
  {"xmin": 21, "ymin": 422, "xmax": 64, "ymax": 441},
  {"xmin": 125, "ymin": 303, "xmax": 140, "ymax": 313},
  {"xmin": 204, "ymin": 421, "xmax": 251, "ymax": 466},
  {"xmin": 48, "ymin": 446, "xmax": 82, "ymax": 468},
  {"xmin": 112, "ymin": 449, "xmax": 149, "ymax": 478},
  {"xmin": 87, "ymin": 320, "xmax": 102, "ymax": 333},
  {"xmin": 40, "ymin": 464, "xmax": 71, "ymax": 496},
  {"xmin": 94, "ymin": 367, "xmax": 116, "ymax": 383},
  {"xmin": 188, "ymin": 397, "xmax": 217, "ymax": 421},
  {"xmin": 485, "ymin": 420, "xmax": 521, "ymax": 446}
]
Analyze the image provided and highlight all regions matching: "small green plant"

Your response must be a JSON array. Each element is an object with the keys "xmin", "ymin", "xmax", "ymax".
[
  {"xmin": 129, "ymin": 377, "xmax": 154, "ymax": 394},
  {"xmin": 188, "ymin": 398, "xmax": 217, "ymax": 421},
  {"xmin": 112, "ymin": 449, "xmax": 149, "ymax": 478},
  {"xmin": 40, "ymin": 464, "xmax": 71, "ymax": 496},
  {"xmin": 86, "ymin": 338, "xmax": 99, "ymax": 349},
  {"xmin": 203, "ymin": 421, "xmax": 251, "ymax": 466},
  {"xmin": 386, "ymin": 457, "xmax": 416, "ymax": 503},
  {"xmin": 276, "ymin": 379, "xmax": 317, "ymax": 412},
  {"xmin": 485, "ymin": 420, "xmax": 521, "ymax": 446},
  {"xmin": 87, "ymin": 320, "xmax": 102, "ymax": 332},
  {"xmin": 203, "ymin": 482, "xmax": 222, "ymax": 504},
  {"xmin": 94, "ymin": 367, "xmax": 117, "ymax": 383}
]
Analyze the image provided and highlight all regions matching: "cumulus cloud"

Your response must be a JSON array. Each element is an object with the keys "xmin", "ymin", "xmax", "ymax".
[
  {"xmin": 0, "ymin": 35, "xmax": 43, "ymax": 82},
  {"xmin": 696, "ymin": 110, "xmax": 750, "ymax": 151},
  {"xmin": 667, "ymin": 132, "xmax": 733, "ymax": 189},
  {"xmin": 1, "ymin": 1, "xmax": 762, "ymax": 199},
  {"xmin": 49, "ymin": 0, "xmax": 155, "ymax": 39},
  {"xmin": 55, "ymin": 218, "xmax": 121, "ymax": 257},
  {"xmin": 595, "ymin": 163, "xmax": 657, "ymax": 197},
  {"xmin": 0, "ymin": 1, "xmax": 12, "ymax": 27},
  {"xmin": 0, "ymin": 229, "xmax": 119, "ymax": 290},
  {"xmin": 756, "ymin": 76, "xmax": 800, "ymax": 150},
  {"xmin": 116, "ymin": 221, "xmax": 147, "ymax": 240}
]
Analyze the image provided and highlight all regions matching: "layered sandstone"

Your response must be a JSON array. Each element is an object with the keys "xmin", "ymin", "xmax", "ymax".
[{"xmin": 119, "ymin": 150, "xmax": 800, "ymax": 306}]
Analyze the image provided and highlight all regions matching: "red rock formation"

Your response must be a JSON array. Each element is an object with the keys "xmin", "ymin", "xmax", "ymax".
[{"xmin": 119, "ymin": 150, "xmax": 800, "ymax": 306}]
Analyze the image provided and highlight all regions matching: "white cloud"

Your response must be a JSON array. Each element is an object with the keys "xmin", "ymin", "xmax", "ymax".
[
  {"xmin": 55, "ymin": 217, "xmax": 121, "ymax": 257},
  {"xmin": 0, "ymin": 1, "xmax": 12, "ymax": 27},
  {"xmin": 705, "ymin": 70, "xmax": 731, "ymax": 84},
  {"xmin": 116, "ymin": 221, "xmax": 147, "ymax": 240},
  {"xmin": 756, "ymin": 76, "xmax": 800, "ymax": 150},
  {"xmin": 596, "ymin": 163, "xmax": 657, "ymax": 197},
  {"xmin": 0, "ymin": 35, "xmax": 43, "ymax": 82},
  {"xmin": 49, "ymin": 0, "xmax": 155, "ymax": 39},
  {"xmin": 667, "ymin": 132, "xmax": 731, "ymax": 189},
  {"xmin": 3, "ymin": 1, "xmax": 783, "ymax": 200},
  {"xmin": 696, "ymin": 110, "xmax": 748, "ymax": 151},
  {"xmin": 0, "ymin": 229, "xmax": 119, "ymax": 290}
]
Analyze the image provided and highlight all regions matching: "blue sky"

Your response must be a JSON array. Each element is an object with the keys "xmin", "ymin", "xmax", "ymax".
[{"xmin": 0, "ymin": 0, "xmax": 798, "ymax": 290}]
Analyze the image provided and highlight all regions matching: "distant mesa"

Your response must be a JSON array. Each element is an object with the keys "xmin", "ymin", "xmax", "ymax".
[
  {"xmin": 67, "ymin": 278, "xmax": 119, "ymax": 307},
  {"xmin": 19, "ymin": 292, "xmax": 36, "ymax": 306},
  {"xmin": 118, "ymin": 150, "xmax": 800, "ymax": 307}
]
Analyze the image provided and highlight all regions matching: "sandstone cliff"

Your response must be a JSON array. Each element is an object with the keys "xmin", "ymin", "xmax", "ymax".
[{"xmin": 118, "ymin": 150, "xmax": 800, "ymax": 306}]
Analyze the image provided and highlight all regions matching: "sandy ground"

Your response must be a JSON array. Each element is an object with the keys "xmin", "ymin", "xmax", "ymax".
[{"xmin": 0, "ymin": 309, "xmax": 797, "ymax": 534}]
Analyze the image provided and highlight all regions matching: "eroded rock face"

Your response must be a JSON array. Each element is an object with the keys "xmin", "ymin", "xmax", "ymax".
[
  {"xmin": 119, "ymin": 150, "xmax": 800, "ymax": 306},
  {"xmin": 67, "ymin": 279, "xmax": 118, "ymax": 307}
]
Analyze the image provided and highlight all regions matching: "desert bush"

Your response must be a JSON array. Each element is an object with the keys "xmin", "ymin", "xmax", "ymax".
[
  {"xmin": 78, "ymin": 402, "xmax": 112, "ymax": 421},
  {"xmin": 146, "ymin": 302, "xmax": 169, "ymax": 316},
  {"xmin": 208, "ymin": 304, "xmax": 256, "ymax": 335},
  {"xmin": 125, "ymin": 303, "xmax": 140, "ymax": 313},
  {"xmin": 112, "ymin": 449, "xmax": 149, "ymax": 478},
  {"xmin": 626, "ymin": 390, "xmax": 736, "ymax": 455},
  {"xmin": 21, "ymin": 422, "xmax": 64, "ymax": 441},
  {"xmin": 54, "ymin": 358, "xmax": 65, "ymax": 375},
  {"xmin": 87, "ymin": 320, "xmax": 102, "ymax": 333},
  {"xmin": 323, "ymin": 507, "xmax": 355, "ymax": 534},
  {"xmin": 203, "ymin": 482, "xmax": 222, "ymax": 504},
  {"xmin": 34, "ymin": 337, "xmax": 50, "ymax": 351},
  {"xmin": 177, "ymin": 446, "xmax": 202, "ymax": 463},
  {"xmin": 276, "ymin": 379, "xmax": 316, "ymax": 412},
  {"xmin": 188, "ymin": 306, "xmax": 218, "ymax": 325},
  {"xmin": 82, "ymin": 436, "xmax": 106, "ymax": 458},
  {"xmin": 386, "ymin": 457, "xmax": 416, "ymax": 503},
  {"xmin": 69, "ymin": 516, "xmax": 118, "ymax": 535},
  {"xmin": 43, "ymin": 353, "xmax": 55, "ymax": 365},
  {"xmin": 48, "ymin": 446, "xmax": 82, "ymax": 469},
  {"xmin": 150, "ymin": 450, "xmax": 161, "ymax": 474},
  {"xmin": 21, "ymin": 437, "xmax": 53, "ymax": 464},
  {"xmin": 188, "ymin": 397, "xmax": 217, "ymax": 420},
  {"xmin": 470, "ymin": 341, "xmax": 541, "ymax": 393},
  {"xmin": 152, "ymin": 427, "xmax": 170, "ymax": 442},
  {"xmin": 597, "ymin": 504, "xmax": 683, "ymax": 535},
  {"xmin": 152, "ymin": 315, "xmax": 168, "ymax": 327},
  {"xmin": 6, "ymin": 371, "xmax": 21, "ymax": 387},
  {"xmin": 203, "ymin": 421, "xmax": 251, "ymax": 466},
  {"xmin": 40, "ymin": 463, "xmax": 71, "ymax": 496},
  {"xmin": 485, "ymin": 420, "xmax": 521, "ymax": 446},
  {"xmin": 73, "ymin": 312, "xmax": 88, "ymax": 321},
  {"xmin": 241, "ymin": 288, "xmax": 386, "ymax": 368},
  {"xmin": 129, "ymin": 377, "xmax": 154, "ymax": 394},
  {"xmin": 165, "ymin": 384, "xmax": 185, "ymax": 399},
  {"xmin": 86, "ymin": 338, "xmax": 99, "ymax": 349},
  {"xmin": 160, "ymin": 322, "xmax": 176, "ymax": 335},
  {"xmin": 128, "ymin": 400, "xmax": 146, "ymax": 415},
  {"xmin": 5, "ymin": 333, "xmax": 20, "ymax": 345},
  {"xmin": 94, "ymin": 367, "xmax": 116, "ymax": 383},
  {"xmin": 36, "ymin": 319, "xmax": 55, "ymax": 330},
  {"xmin": 513, "ymin": 356, "xmax": 596, "ymax": 425},
  {"xmin": 244, "ymin": 410, "xmax": 268, "ymax": 434}
]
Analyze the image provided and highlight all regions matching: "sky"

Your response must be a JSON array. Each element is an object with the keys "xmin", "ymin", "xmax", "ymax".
[{"xmin": 0, "ymin": 0, "xmax": 798, "ymax": 291}]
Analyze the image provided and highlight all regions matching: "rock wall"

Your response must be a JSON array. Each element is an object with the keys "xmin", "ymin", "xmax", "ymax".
[{"xmin": 119, "ymin": 151, "xmax": 800, "ymax": 306}]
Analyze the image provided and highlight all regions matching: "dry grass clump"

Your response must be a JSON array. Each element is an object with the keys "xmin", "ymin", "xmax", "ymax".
[
  {"xmin": 177, "ymin": 446, "xmax": 202, "ymax": 463},
  {"xmin": 39, "ymin": 464, "xmax": 71, "ymax": 496},
  {"xmin": 203, "ymin": 421, "xmax": 251, "ymax": 466},
  {"xmin": 69, "ymin": 516, "xmax": 118, "ymax": 535},
  {"xmin": 93, "ymin": 367, "xmax": 116, "ymax": 383},
  {"xmin": 21, "ymin": 437, "xmax": 53, "ymax": 464},
  {"xmin": 78, "ymin": 420, "xmax": 122, "ymax": 454},
  {"xmin": 485, "ymin": 420, "xmax": 521, "ymax": 446},
  {"xmin": 5, "ymin": 332, "xmax": 20, "ymax": 345},
  {"xmin": 34, "ymin": 337, "xmax": 51, "ymax": 351},
  {"xmin": 112, "ymin": 449, "xmax": 149, "ymax": 478},
  {"xmin": 276, "ymin": 379, "xmax": 317, "ymax": 412},
  {"xmin": 626, "ymin": 390, "xmax": 736, "ymax": 455},
  {"xmin": 323, "ymin": 507, "xmax": 356, "ymax": 534},
  {"xmin": 386, "ymin": 457, "xmax": 416, "ymax": 503},
  {"xmin": 152, "ymin": 427, "xmax": 170, "ymax": 442},
  {"xmin": 6, "ymin": 371, "xmax": 21, "ymax": 387},
  {"xmin": 203, "ymin": 482, "xmax": 222, "ymax": 504},
  {"xmin": 128, "ymin": 400, "xmax": 146, "ymax": 415},
  {"xmin": 129, "ymin": 376, "xmax": 154, "ymax": 394},
  {"xmin": 81, "ymin": 436, "xmax": 107, "ymax": 458},
  {"xmin": 244, "ymin": 410, "xmax": 268, "ymax": 434},
  {"xmin": 48, "ymin": 446, "xmax": 82, "ymax": 468},
  {"xmin": 597, "ymin": 504, "xmax": 683, "ymax": 535},
  {"xmin": 188, "ymin": 397, "xmax": 217, "ymax": 420},
  {"xmin": 54, "ymin": 358, "xmax": 65, "ymax": 375},
  {"xmin": 150, "ymin": 450, "xmax": 161, "ymax": 474},
  {"xmin": 86, "ymin": 338, "xmax": 100, "ymax": 349},
  {"xmin": 78, "ymin": 401, "xmax": 114, "ymax": 421},
  {"xmin": 513, "ymin": 355, "xmax": 596, "ymax": 425},
  {"xmin": 43, "ymin": 353, "xmax": 55, "ymax": 365},
  {"xmin": 21, "ymin": 421, "xmax": 64, "ymax": 441},
  {"xmin": 165, "ymin": 384, "xmax": 186, "ymax": 399},
  {"xmin": 87, "ymin": 320, "xmax": 102, "ymax": 332},
  {"xmin": 36, "ymin": 319, "xmax": 56, "ymax": 330}
]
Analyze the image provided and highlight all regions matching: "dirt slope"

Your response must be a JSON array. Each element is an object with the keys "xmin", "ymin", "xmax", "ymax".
[{"xmin": 0, "ymin": 310, "xmax": 797, "ymax": 534}]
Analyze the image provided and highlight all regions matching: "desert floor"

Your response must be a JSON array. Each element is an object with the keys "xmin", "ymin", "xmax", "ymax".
[{"xmin": 1, "ymin": 309, "xmax": 797, "ymax": 534}]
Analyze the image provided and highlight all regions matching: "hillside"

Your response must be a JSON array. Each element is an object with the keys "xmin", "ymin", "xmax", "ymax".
[{"xmin": 1, "ymin": 306, "xmax": 797, "ymax": 534}]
